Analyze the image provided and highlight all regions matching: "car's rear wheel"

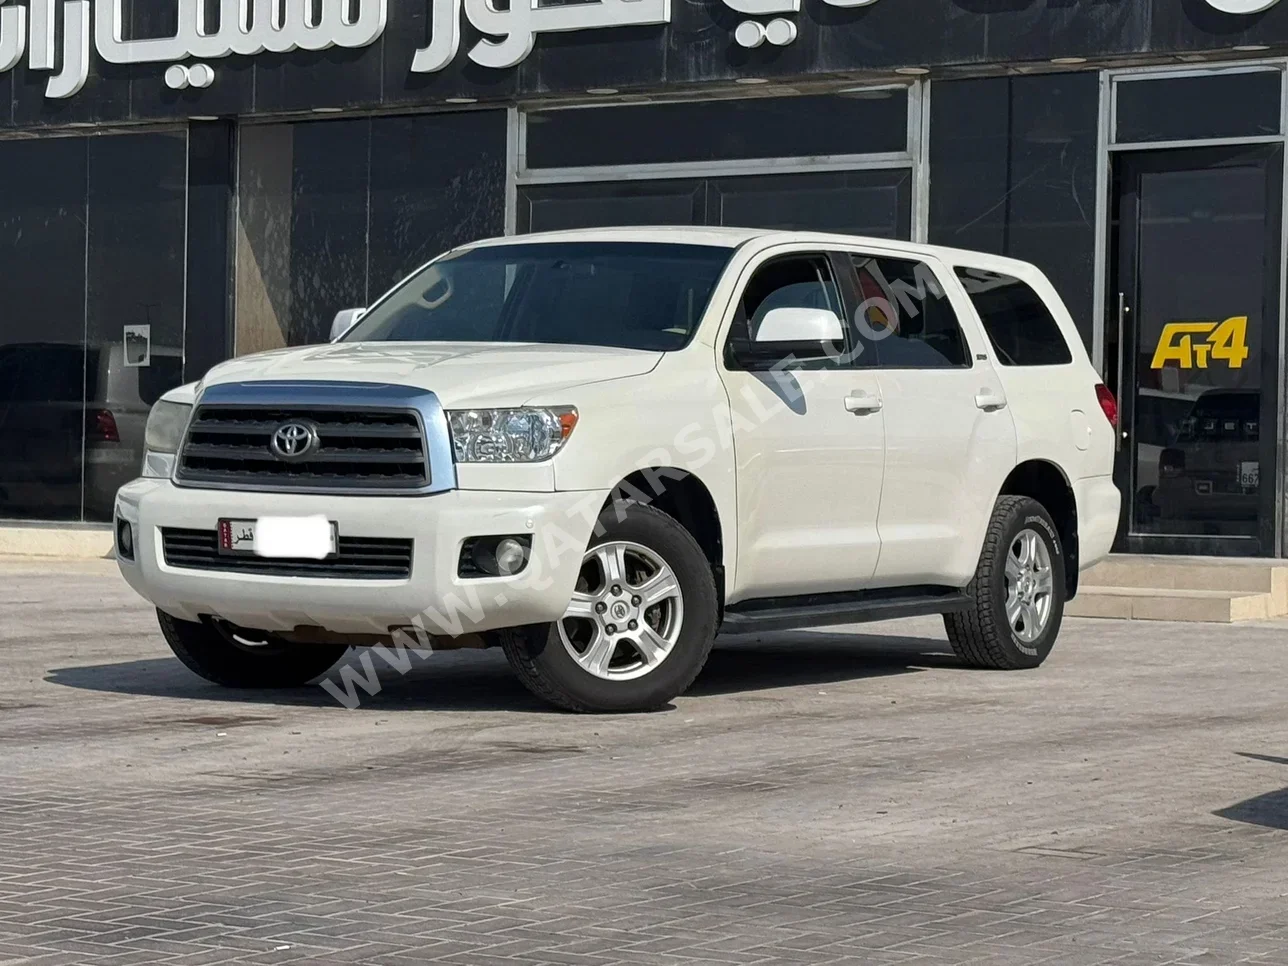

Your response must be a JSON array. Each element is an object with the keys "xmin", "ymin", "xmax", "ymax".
[
  {"xmin": 157, "ymin": 610, "xmax": 349, "ymax": 687},
  {"xmin": 944, "ymin": 495, "xmax": 1065, "ymax": 670},
  {"xmin": 499, "ymin": 502, "xmax": 718, "ymax": 713}
]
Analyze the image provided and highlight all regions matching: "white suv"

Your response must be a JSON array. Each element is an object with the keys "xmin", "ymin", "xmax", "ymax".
[{"xmin": 115, "ymin": 228, "xmax": 1120, "ymax": 713}]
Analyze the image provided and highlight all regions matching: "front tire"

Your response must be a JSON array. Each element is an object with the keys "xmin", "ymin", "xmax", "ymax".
[
  {"xmin": 157, "ymin": 610, "xmax": 349, "ymax": 688},
  {"xmin": 945, "ymin": 495, "xmax": 1065, "ymax": 670},
  {"xmin": 500, "ymin": 502, "xmax": 718, "ymax": 713}
]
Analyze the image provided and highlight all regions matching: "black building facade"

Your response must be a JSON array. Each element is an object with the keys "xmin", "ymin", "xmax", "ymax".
[{"xmin": 2, "ymin": 0, "xmax": 1286, "ymax": 557}]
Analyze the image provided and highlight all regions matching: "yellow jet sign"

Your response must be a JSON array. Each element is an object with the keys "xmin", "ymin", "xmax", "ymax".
[{"xmin": 1150, "ymin": 316, "xmax": 1250, "ymax": 370}]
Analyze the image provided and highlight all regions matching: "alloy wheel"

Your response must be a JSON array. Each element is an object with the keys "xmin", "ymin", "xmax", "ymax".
[
  {"xmin": 1004, "ymin": 528, "xmax": 1055, "ymax": 643},
  {"xmin": 558, "ymin": 540, "xmax": 685, "ymax": 681}
]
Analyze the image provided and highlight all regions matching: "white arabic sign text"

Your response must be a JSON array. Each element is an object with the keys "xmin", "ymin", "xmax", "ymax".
[{"xmin": 0, "ymin": 0, "xmax": 1277, "ymax": 100}]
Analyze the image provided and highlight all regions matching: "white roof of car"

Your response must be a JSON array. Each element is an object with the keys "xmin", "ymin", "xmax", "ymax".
[{"xmin": 465, "ymin": 226, "xmax": 1039, "ymax": 275}]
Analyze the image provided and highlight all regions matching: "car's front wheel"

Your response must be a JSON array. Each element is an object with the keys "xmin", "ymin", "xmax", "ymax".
[
  {"xmin": 157, "ymin": 610, "xmax": 349, "ymax": 688},
  {"xmin": 944, "ymin": 495, "xmax": 1066, "ymax": 670},
  {"xmin": 499, "ymin": 502, "xmax": 718, "ymax": 713}
]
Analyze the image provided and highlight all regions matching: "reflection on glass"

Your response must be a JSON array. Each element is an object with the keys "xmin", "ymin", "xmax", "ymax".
[
  {"xmin": 83, "ymin": 133, "xmax": 188, "ymax": 522},
  {"xmin": 345, "ymin": 242, "xmax": 732, "ymax": 351},
  {"xmin": 712, "ymin": 170, "xmax": 911, "ymax": 238},
  {"xmin": 525, "ymin": 92, "xmax": 909, "ymax": 169},
  {"xmin": 1116, "ymin": 71, "xmax": 1282, "ymax": 146},
  {"xmin": 236, "ymin": 113, "xmax": 507, "ymax": 353},
  {"xmin": 521, "ymin": 180, "xmax": 704, "ymax": 233},
  {"xmin": 520, "ymin": 170, "xmax": 912, "ymax": 239},
  {"xmin": 0, "ymin": 132, "xmax": 188, "ymax": 523},
  {"xmin": 1130, "ymin": 164, "xmax": 1267, "ymax": 539},
  {"xmin": 929, "ymin": 74, "xmax": 1099, "ymax": 349},
  {"xmin": 0, "ymin": 140, "xmax": 87, "ymax": 521}
]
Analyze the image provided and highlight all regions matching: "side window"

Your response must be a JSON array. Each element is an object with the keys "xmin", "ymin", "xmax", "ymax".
[
  {"xmin": 849, "ymin": 255, "xmax": 969, "ymax": 369},
  {"xmin": 954, "ymin": 268, "xmax": 1074, "ymax": 366},
  {"xmin": 726, "ymin": 254, "xmax": 848, "ymax": 369}
]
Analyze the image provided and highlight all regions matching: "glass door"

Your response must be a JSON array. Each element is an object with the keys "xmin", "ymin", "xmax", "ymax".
[{"xmin": 1108, "ymin": 145, "xmax": 1283, "ymax": 556}]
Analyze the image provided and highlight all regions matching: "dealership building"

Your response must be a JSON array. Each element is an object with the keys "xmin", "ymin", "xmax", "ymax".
[{"xmin": 1, "ymin": 0, "xmax": 1286, "ymax": 558}]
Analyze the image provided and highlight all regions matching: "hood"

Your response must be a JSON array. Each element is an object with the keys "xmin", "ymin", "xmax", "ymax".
[{"xmin": 200, "ymin": 341, "xmax": 663, "ymax": 408}]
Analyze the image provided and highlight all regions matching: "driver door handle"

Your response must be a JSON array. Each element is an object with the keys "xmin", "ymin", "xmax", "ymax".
[
  {"xmin": 974, "ymin": 391, "xmax": 1008, "ymax": 412},
  {"xmin": 845, "ymin": 393, "xmax": 882, "ymax": 415}
]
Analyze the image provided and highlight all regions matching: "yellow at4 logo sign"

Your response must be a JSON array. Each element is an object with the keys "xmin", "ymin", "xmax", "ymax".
[{"xmin": 1149, "ymin": 316, "xmax": 1250, "ymax": 370}]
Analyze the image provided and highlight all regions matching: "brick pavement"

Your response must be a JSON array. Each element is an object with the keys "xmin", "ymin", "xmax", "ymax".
[{"xmin": 2, "ymin": 559, "xmax": 1288, "ymax": 965}]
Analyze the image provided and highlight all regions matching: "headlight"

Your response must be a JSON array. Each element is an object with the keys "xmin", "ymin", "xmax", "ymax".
[
  {"xmin": 141, "ymin": 399, "xmax": 192, "ymax": 477},
  {"xmin": 447, "ymin": 407, "xmax": 578, "ymax": 463}
]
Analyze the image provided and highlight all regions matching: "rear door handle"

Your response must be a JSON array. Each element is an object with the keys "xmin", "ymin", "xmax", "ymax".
[
  {"xmin": 974, "ymin": 391, "xmax": 1008, "ymax": 412},
  {"xmin": 845, "ymin": 393, "xmax": 883, "ymax": 415}
]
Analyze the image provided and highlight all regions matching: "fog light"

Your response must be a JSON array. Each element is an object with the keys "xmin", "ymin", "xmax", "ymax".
[
  {"xmin": 116, "ymin": 517, "xmax": 134, "ymax": 560},
  {"xmin": 460, "ymin": 535, "xmax": 532, "ymax": 578},
  {"xmin": 495, "ymin": 538, "xmax": 528, "ymax": 576}
]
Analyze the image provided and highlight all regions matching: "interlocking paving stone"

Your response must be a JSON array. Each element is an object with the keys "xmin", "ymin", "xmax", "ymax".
[{"xmin": 3, "ymin": 559, "xmax": 1288, "ymax": 964}]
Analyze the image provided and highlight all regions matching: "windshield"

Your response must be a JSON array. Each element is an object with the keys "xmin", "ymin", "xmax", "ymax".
[{"xmin": 344, "ymin": 242, "xmax": 735, "ymax": 351}]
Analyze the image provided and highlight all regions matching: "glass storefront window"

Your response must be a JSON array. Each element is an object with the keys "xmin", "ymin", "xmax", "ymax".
[
  {"xmin": 929, "ymin": 73, "xmax": 1099, "ymax": 350},
  {"xmin": 0, "ymin": 139, "xmax": 88, "ymax": 522},
  {"xmin": 519, "ymin": 169, "xmax": 912, "ymax": 238},
  {"xmin": 84, "ymin": 132, "xmax": 188, "ymax": 522},
  {"xmin": 0, "ymin": 131, "xmax": 188, "ymax": 523},
  {"xmin": 525, "ymin": 91, "xmax": 909, "ymax": 169},
  {"xmin": 1115, "ymin": 70, "xmax": 1282, "ymax": 145},
  {"xmin": 518, "ymin": 92, "xmax": 914, "ymax": 240},
  {"xmin": 235, "ymin": 111, "xmax": 508, "ymax": 352}
]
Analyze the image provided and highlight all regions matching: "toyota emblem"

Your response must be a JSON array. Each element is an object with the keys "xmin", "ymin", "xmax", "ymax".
[{"xmin": 269, "ymin": 421, "xmax": 320, "ymax": 461}]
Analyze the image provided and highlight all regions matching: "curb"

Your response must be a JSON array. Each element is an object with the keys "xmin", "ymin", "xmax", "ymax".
[{"xmin": 0, "ymin": 526, "xmax": 115, "ymax": 560}]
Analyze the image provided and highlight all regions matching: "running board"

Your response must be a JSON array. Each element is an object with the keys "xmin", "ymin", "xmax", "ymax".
[{"xmin": 720, "ymin": 587, "xmax": 972, "ymax": 634}]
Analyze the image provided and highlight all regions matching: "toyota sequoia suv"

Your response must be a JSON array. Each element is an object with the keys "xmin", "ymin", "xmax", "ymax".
[{"xmin": 115, "ymin": 228, "xmax": 1120, "ymax": 713}]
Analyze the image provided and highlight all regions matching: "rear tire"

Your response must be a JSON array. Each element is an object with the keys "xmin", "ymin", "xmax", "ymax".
[
  {"xmin": 157, "ymin": 610, "xmax": 348, "ymax": 688},
  {"xmin": 500, "ymin": 502, "xmax": 718, "ymax": 713},
  {"xmin": 944, "ymin": 495, "xmax": 1065, "ymax": 670}
]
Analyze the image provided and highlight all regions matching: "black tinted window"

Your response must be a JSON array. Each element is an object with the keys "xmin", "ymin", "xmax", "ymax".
[
  {"xmin": 0, "ymin": 345, "xmax": 85, "ymax": 403},
  {"xmin": 726, "ymin": 255, "xmax": 849, "ymax": 370},
  {"xmin": 955, "ymin": 269, "xmax": 1073, "ymax": 367},
  {"xmin": 346, "ymin": 242, "xmax": 733, "ymax": 352},
  {"xmin": 138, "ymin": 356, "xmax": 185, "ymax": 407},
  {"xmin": 743, "ymin": 257, "xmax": 842, "ymax": 334},
  {"xmin": 851, "ymin": 256, "xmax": 968, "ymax": 369}
]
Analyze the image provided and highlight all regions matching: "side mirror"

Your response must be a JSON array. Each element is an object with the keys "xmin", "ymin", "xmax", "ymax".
[
  {"xmin": 330, "ymin": 308, "xmax": 365, "ymax": 342},
  {"xmin": 754, "ymin": 306, "xmax": 844, "ymax": 343}
]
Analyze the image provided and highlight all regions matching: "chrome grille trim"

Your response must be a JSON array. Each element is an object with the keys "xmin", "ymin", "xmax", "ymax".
[{"xmin": 173, "ymin": 381, "xmax": 458, "ymax": 496}]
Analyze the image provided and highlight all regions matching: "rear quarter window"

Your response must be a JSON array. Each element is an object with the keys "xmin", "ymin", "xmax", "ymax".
[{"xmin": 955, "ymin": 268, "xmax": 1073, "ymax": 367}]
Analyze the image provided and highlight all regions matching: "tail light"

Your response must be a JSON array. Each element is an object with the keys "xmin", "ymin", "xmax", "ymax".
[
  {"xmin": 1095, "ymin": 384, "xmax": 1118, "ymax": 428},
  {"xmin": 88, "ymin": 409, "xmax": 120, "ymax": 442},
  {"xmin": 1160, "ymin": 447, "xmax": 1185, "ymax": 479}
]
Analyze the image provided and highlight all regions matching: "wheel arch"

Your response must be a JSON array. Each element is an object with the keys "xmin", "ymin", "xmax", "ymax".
[
  {"xmin": 1000, "ymin": 460, "xmax": 1079, "ymax": 598},
  {"xmin": 603, "ymin": 467, "xmax": 725, "ymax": 610}
]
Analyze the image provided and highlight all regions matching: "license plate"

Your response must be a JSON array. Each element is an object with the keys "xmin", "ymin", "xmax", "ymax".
[
  {"xmin": 1239, "ymin": 461, "xmax": 1260, "ymax": 489},
  {"xmin": 218, "ymin": 517, "xmax": 338, "ymax": 559}
]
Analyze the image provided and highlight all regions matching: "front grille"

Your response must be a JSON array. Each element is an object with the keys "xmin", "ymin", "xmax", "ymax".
[
  {"xmin": 161, "ymin": 528, "xmax": 413, "ymax": 579},
  {"xmin": 176, "ymin": 406, "xmax": 429, "ymax": 492}
]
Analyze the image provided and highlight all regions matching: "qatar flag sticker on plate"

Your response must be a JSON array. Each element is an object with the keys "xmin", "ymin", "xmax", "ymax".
[{"xmin": 218, "ymin": 516, "xmax": 338, "ymax": 559}]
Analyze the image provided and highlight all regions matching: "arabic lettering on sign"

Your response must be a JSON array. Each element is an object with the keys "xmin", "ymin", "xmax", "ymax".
[{"xmin": 0, "ymin": 0, "xmax": 1280, "ymax": 101}]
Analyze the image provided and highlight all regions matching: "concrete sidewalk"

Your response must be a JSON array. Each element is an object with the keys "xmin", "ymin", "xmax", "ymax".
[{"xmin": 0, "ymin": 524, "xmax": 113, "ymax": 560}]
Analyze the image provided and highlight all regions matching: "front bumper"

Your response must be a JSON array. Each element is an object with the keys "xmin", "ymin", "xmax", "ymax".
[{"xmin": 114, "ymin": 479, "xmax": 606, "ymax": 636}]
